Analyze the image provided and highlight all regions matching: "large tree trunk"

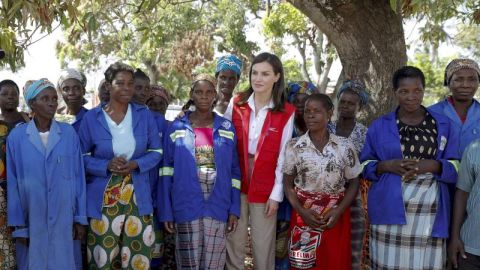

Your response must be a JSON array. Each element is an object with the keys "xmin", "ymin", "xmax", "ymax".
[
  {"xmin": 288, "ymin": 0, "xmax": 407, "ymax": 124},
  {"xmin": 293, "ymin": 34, "xmax": 313, "ymax": 82}
]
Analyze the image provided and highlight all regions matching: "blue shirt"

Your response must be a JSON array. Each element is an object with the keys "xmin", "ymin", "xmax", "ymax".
[
  {"xmin": 158, "ymin": 112, "xmax": 241, "ymax": 223},
  {"xmin": 78, "ymin": 102, "xmax": 162, "ymax": 219},
  {"xmin": 7, "ymin": 120, "xmax": 87, "ymax": 269},
  {"xmin": 360, "ymin": 108, "xmax": 460, "ymax": 238},
  {"xmin": 457, "ymin": 140, "xmax": 480, "ymax": 256},
  {"xmin": 429, "ymin": 98, "xmax": 480, "ymax": 157}
]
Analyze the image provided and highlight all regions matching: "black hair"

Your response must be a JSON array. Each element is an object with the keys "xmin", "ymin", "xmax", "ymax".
[
  {"xmin": 0, "ymin": 79, "xmax": 20, "ymax": 93},
  {"xmin": 104, "ymin": 62, "xmax": 135, "ymax": 84},
  {"xmin": 237, "ymin": 52, "xmax": 286, "ymax": 112},
  {"xmin": 392, "ymin": 66, "xmax": 425, "ymax": 90},
  {"xmin": 181, "ymin": 99, "xmax": 194, "ymax": 111},
  {"xmin": 98, "ymin": 79, "xmax": 106, "ymax": 92},
  {"xmin": 134, "ymin": 68, "xmax": 150, "ymax": 81},
  {"xmin": 304, "ymin": 93, "xmax": 334, "ymax": 112}
]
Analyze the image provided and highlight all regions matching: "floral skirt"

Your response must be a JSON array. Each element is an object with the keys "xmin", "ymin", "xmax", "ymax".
[{"xmin": 87, "ymin": 174, "xmax": 154, "ymax": 270}]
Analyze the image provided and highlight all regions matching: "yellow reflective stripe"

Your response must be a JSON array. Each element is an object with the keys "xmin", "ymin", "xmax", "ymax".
[
  {"xmin": 219, "ymin": 130, "xmax": 234, "ymax": 141},
  {"xmin": 83, "ymin": 152, "xmax": 91, "ymax": 156},
  {"xmin": 160, "ymin": 167, "xmax": 174, "ymax": 176},
  {"xmin": 147, "ymin": 148, "xmax": 163, "ymax": 154},
  {"xmin": 169, "ymin": 130, "xmax": 186, "ymax": 142},
  {"xmin": 448, "ymin": 160, "xmax": 460, "ymax": 173},
  {"xmin": 361, "ymin": 160, "xmax": 377, "ymax": 171},
  {"xmin": 232, "ymin": 178, "xmax": 241, "ymax": 190}
]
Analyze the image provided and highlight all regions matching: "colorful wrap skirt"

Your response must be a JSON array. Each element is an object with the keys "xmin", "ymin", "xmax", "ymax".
[
  {"xmin": 87, "ymin": 174, "xmax": 154, "ymax": 270},
  {"xmin": 289, "ymin": 189, "xmax": 351, "ymax": 270},
  {"xmin": 0, "ymin": 186, "xmax": 15, "ymax": 270}
]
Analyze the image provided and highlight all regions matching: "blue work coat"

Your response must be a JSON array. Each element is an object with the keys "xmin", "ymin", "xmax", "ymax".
[
  {"xmin": 149, "ymin": 111, "xmax": 168, "ymax": 206},
  {"xmin": 360, "ymin": 108, "xmax": 460, "ymax": 238},
  {"xmin": 7, "ymin": 120, "xmax": 87, "ymax": 270},
  {"xmin": 71, "ymin": 107, "xmax": 89, "ymax": 132},
  {"xmin": 158, "ymin": 112, "xmax": 241, "ymax": 223},
  {"xmin": 429, "ymin": 98, "xmax": 480, "ymax": 157},
  {"xmin": 78, "ymin": 102, "xmax": 162, "ymax": 219}
]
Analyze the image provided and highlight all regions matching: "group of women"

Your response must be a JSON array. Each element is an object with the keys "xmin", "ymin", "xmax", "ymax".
[{"xmin": 0, "ymin": 52, "xmax": 478, "ymax": 270}]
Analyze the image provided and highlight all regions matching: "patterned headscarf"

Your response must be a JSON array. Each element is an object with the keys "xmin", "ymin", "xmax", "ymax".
[
  {"xmin": 287, "ymin": 81, "xmax": 319, "ymax": 103},
  {"xmin": 24, "ymin": 78, "xmax": 55, "ymax": 107},
  {"xmin": 337, "ymin": 80, "xmax": 370, "ymax": 107},
  {"xmin": 215, "ymin": 55, "xmax": 242, "ymax": 77},
  {"xmin": 149, "ymin": 85, "xmax": 171, "ymax": 104},
  {"xmin": 192, "ymin": 74, "xmax": 217, "ymax": 89},
  {"xmin": 57, "ymin": 68, "xmax": 84, "ymax": 90},
  {"xmin": 444, "ymin": 58, "xmax": 480, "ymax": 86}
]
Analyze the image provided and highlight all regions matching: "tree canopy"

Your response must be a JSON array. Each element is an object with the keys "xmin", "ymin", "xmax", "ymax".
[{"xmin": 1, "ymin": 0, "xmax": 479, "ymax": 119}]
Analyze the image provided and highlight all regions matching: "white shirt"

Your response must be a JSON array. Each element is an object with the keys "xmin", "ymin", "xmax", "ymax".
[
  {"xmin": 39, "ymin": 131, "xmax": 50, "ymax": 147},
  {"xmin": 103, "ymin": 104, "xmax": 136, "ymax": 160},
  {"xmin": 224, "ymin": 94, "xmax": 294, "ymax": 202}
]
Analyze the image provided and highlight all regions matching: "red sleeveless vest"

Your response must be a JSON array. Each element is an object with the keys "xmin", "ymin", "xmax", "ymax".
[{"xmin": 231, "ymin": 95, "xmax": 295, "ymax": 203}]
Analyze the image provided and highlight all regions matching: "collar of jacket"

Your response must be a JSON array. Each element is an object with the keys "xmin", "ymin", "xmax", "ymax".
[
  {"xmin": 179, "ymin": 111, "xmax": 229, "ymax": 133},
  {"xmin": 91, "ymin": 102, "xmax": 147, "ymax": 134}
]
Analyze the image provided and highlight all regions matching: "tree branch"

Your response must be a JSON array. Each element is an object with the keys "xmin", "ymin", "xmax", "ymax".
[{"xmin": 23, "ymin": 24, "xmax": 61, "ymax": 48}]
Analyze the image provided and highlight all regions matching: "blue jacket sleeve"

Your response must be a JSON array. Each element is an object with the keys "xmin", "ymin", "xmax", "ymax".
[
  {"xmin": 149, "ymin": 115, "xmax": 167, "ymax": 206},
  {"xmin": 157, "ymin": 125, "xmax": 175, "ymax": 222},
  {"xmin": 6, "ymin": 135, "xmax": 28, "ymax": 234},
  {"xmin": 73, "ymin": 135, "xmax": 88, "ymax": 225},
  {"xmin": 133, "ymin": 112, "xmax": 162, "ymax": 174},
  {"xmin": 78, "ymin": 118, "xmax": 109, "ymax": 177},
  {"xmin": 229, "ymin": 127, "xmax": 241, "ymax": 218},
  {"xmin": 435, "ymin": 121, "xmax": 460, "ymax": 184},
  {"xmin": 360, "ymin": 123, "xmax": 380, "ymax": 182}
]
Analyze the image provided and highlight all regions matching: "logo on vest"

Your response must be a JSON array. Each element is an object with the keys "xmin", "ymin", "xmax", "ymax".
[{"xmin": 221, "ymin": 120, "xmax": 231, "ymax": 129}]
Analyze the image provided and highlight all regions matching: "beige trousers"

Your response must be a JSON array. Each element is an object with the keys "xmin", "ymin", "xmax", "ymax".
[{"xmin": 226, "ymin": 194, "xmax": 277, "ymax": 270}]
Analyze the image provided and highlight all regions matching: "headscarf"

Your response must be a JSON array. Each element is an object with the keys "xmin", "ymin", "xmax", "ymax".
[
  {"xmin": 444, "ymin": 58, "xmax": 480, "ymax": 86},
  {"xmin": 337, "ymin": 79, "xmax": 370, "ymax": 107},
  {"xmin": 57, "ymin": 68, "xmax": 84, "ymax": 90},
  {"xmin": 182, "ymin": 74, "xmax": 217, "ymax": 111},
  {"xmin": 149, "ymin": 85, "xmax": 171, "ymax": 104},
  {"xmin": 215, "ymin": 55, "xmax": 242, "ymax": 77},
  {"xmin": 287, "ymin": 81, "xmax": 319, "ymax": 103},
  {"xmin": 192, "ymin": 74, "xmax": 217, "ymax": 89},
  {"xmin": 24, "ymin": 78, "xmax": 55, "ymax": 107}
]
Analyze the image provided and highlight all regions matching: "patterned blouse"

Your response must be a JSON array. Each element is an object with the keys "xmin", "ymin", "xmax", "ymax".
[
  {"xmin": 283, "ymin": 132, "xmax": 362, "ymax": 194},
  {"xmin": 397, "ymin": 112, "xmax": 438, "ymax": 160},
  {"xmin": 329, "ymin": 120, "xmax": 368, "ymax": 154}
]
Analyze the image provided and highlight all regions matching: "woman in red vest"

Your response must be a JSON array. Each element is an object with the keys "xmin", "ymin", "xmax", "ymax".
[{"xmin": 224, "ymin": 52, "xmax": 295, "ymax": 270}]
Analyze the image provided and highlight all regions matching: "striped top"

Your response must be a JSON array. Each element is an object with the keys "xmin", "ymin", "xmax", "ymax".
[{"xmin": 457, "ymin": 139, "xmax": 480, "ymax": 256}]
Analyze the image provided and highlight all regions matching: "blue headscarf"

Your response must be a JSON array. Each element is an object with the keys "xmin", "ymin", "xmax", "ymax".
[
  {"xmin": 287, "ymin": 81, "xmax": 319, "ymax": 103},
  {"xmin": 216, "ymin": 55, "xmax": 242, "ymax": 77},
  {"xmin": 24, "ymin": 78, "xmax": 55, "ymax": 107},
  {"xmin": 337, "ymin": 80, "xmax": 370, "ymax": 106}
]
